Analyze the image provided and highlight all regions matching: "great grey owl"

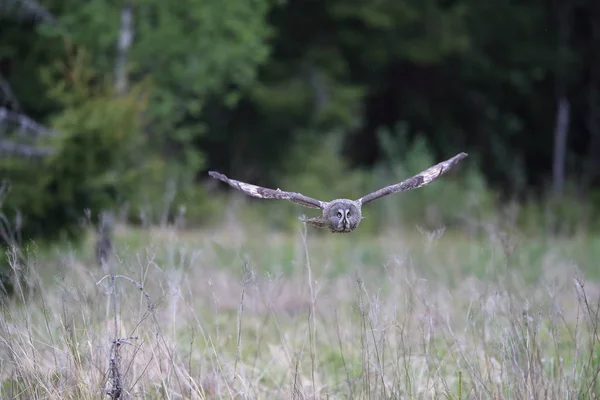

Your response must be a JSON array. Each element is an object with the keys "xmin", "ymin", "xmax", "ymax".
[{"xmin": 209, "ymin": 152, "xmax": 467, "ymax": 233}]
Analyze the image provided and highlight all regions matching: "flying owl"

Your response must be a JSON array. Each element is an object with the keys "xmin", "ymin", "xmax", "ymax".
[{"xmin": 209, "ymin": 152, "xmax": 467, "ymax": 233}]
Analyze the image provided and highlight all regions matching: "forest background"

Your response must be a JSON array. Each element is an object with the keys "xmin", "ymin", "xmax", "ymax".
[{"xmin": 1, "ymin": 0, "xmax": 600, "ymax": 258}]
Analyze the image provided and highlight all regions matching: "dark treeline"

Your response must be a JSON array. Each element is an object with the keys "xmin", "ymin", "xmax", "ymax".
[
  {"xmin": 202, "ymin": 0, "xmax": 600, "ymax": 194},
  {"xmin": 1, "ymin": 0, "xmax": 600, "ymax": 243}
]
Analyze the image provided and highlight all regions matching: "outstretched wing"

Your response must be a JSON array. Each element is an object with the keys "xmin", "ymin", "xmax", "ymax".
[
  {"xmin": 358, "ymin": 152, "xmax": 468, "ymax": 205},
  {"xmin": 208, "ymin": 171, "xmax": 325, "ymax": 209}
]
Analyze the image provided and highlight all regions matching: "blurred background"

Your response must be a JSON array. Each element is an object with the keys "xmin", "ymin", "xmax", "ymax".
[{"xmin": 1, "ymin": 0, "xmax": 600, "ymax": 244}]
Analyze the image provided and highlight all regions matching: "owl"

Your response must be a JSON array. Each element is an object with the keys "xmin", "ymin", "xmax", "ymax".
[{"xmin": 209, "ymin": 152, "xmax": 467, "ymax": 233}]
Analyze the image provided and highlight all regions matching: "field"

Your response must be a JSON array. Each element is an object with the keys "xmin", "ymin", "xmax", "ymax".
[{"xmin": 1, "ymin": 217, "xmax": 600, "ymax": 399}]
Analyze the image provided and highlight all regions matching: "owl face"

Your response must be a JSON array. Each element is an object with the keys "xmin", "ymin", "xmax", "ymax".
[{"xmin": 326, "ymin": 201, "xmax": 361, "ymax": 232}]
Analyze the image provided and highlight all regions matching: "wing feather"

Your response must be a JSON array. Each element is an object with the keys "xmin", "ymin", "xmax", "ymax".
[
  {"xmin": 358, "ymin": 152, "xmax": 468, "ymax": 205},
  {"xmin": 208, "ymin": 171, "xmax": 325, "ymax": 209}
]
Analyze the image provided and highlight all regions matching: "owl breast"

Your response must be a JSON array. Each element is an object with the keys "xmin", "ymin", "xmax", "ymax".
[{"xmin": 326, "ymin": 200, "xmax": 362, "ymax": 233}]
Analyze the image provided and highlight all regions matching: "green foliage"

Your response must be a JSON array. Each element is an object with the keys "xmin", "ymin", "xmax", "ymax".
[
  {"xmin": 227, "ymin": 131, "xmax": 370, "ymax": 233},
  {"xmin": 2, "ymin": 0, "xmax": 275, "ymax": 245},
  {"xmin": 3, "ymin": 0, "xmax": 600, "ymax": 240},
  {"xmin": 282, "ymin": 132, "xmax": 369, "ymax": 202},
  {"xmin": 328, "ymin": 0, "xmax": 470, "ymax": 66},
  {"xmin": 371, "ymin": 122, "xmax": 494, "ymax": 230},
  {"xmin": 232, "ymin": 126, "xmax": 490, "ymax": 235},
  {"xmin": 135, "ymin": 0, "xmax": 273, "ymax": 171},
  {"xmin": 1, "ymin": 46, "xmax": 152, "ymax": 241},
  {"xmin": 130, "ymin": 174, "xmax": 224, "ymax": 228},
  {"xmin": 38, "ymin": 0, "xmax": 274, "ymax": 174},
  {"xmin": 517, "ymin": 189, "xmax": 600, "ymax": 238},
  {"xmin": 203, "ymin": 0, "xmax": 473, "ymax": 178}
]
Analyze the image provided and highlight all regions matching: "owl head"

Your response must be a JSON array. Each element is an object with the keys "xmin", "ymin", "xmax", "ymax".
[{"xmin": 326, "ymin": 200, "xmax": 362, "ymax": 232}]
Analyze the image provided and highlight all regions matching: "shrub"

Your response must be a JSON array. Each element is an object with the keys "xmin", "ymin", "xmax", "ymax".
[
  {"xmin": 0, "ymin": 46, "xmax": 155, "ymax": 293},
  {"xmin": 370, "ymin": 122, "xmax": 495, "ymax": 231}
]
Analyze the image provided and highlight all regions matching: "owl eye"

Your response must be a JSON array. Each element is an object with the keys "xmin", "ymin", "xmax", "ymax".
[
  {"xmin": 347, "ymin": 211, "xmax": 351, "ymax": 217},
  {"xmin": 337, "ymin": 211, "xmax": 342, "ymax": 218}
]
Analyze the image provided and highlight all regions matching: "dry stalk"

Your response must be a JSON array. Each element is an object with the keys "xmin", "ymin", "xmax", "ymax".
[
  {"xmin": 96, "ymin": 273, "xmax": 152, "ymax": 399},
  {"xmin": 300, "ymin": 221, "xmax": 317, "ymax": 398},
  {"xmin": 234, "ymin": 260, "xmax": 254, "ymax": 382}
]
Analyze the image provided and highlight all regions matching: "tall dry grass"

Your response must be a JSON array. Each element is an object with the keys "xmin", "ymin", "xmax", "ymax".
[{"xmin": 0, "ymin": 220, "xmax": 599, "ymax": 399}]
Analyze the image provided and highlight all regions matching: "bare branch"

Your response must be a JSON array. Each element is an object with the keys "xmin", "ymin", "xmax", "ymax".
[
  {"xmin": 0, "ymin": 0, "xmax": 55, "ymax": 24},
  {"xmin": 0, "ymin": 107, "xmax": 56, "ymax": 138},
  {"xmin": 0, "ymin": 76, "xmax": 21, "ymax": 110}
]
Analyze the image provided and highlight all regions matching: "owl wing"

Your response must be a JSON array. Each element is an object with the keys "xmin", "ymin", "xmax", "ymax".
[
  {"xmin": 208, "ymin": 171, "xmax": 326, "ymax": 209},
  {"xmin": 358, "ymin": 152, "xmax": 468, "ymax": 205}
]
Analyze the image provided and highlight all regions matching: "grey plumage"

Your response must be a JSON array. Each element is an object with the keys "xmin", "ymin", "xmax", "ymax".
[{"xmin": 209, "ymin": 152, "xmax": 467, "ymax": 233}]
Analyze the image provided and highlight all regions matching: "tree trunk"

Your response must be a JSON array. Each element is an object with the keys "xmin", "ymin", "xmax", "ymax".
[
  {"xmin": 552, "ymin": 96, "xmax": 570, "ymax": 196},
  {"xmin": 552, "ymin": 0, "xmax": 571, "ymax": 196},
  {"xmin": 307, "ymin": 65, "xmax": 328, "ymax": 122},
  {"xmin": 115, "ymin": 3, "xmax": 133, "ymax": 96}
]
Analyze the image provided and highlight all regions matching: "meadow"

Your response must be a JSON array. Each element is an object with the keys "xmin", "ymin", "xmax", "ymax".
[{"xmin": 1, "ymin": 209, "xmax": 599, "ymax": 399}]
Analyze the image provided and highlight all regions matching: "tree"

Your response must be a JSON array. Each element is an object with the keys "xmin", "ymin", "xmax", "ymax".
[
  {"xmin": 0, "ymin": 0, "xmax": 57, "ymax": 158},
  {"xmin": 37, "ymin": 0, "xmax": 273, "ymax": 175}
]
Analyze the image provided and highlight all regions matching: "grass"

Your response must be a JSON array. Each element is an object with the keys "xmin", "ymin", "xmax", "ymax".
[{"xmin": 1, "ymin": 216, "xmax": 599, "ymax": 399}]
